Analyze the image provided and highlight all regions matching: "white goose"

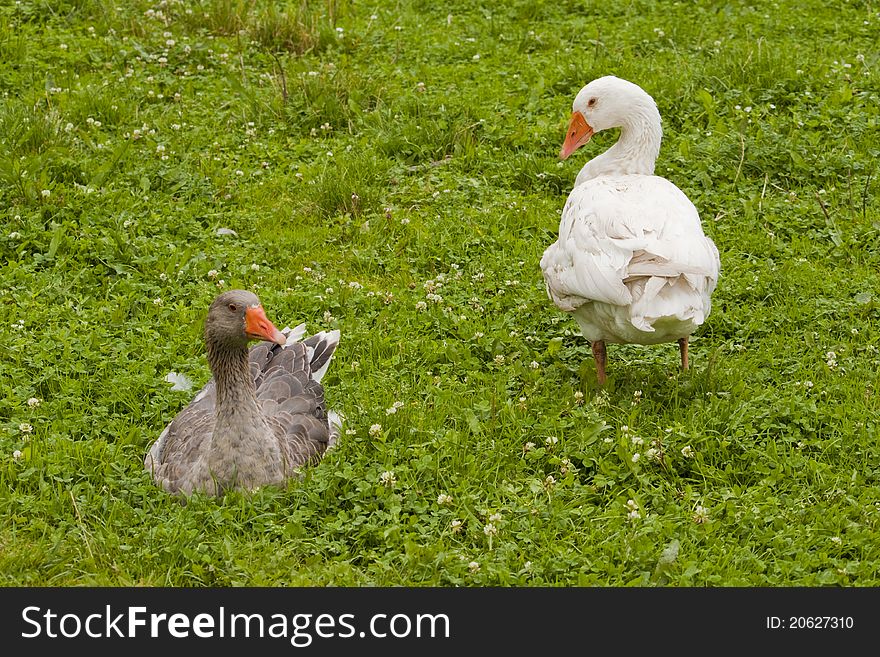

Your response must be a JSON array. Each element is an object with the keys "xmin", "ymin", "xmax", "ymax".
[{"xmin": 540, "ymin": 76, "xmax": 720, "ymax": 384}]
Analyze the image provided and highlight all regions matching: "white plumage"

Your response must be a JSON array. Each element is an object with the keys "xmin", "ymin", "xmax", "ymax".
[{"xmin": 540, "ymin": 76, "xmax": 720, "ymax": 382}]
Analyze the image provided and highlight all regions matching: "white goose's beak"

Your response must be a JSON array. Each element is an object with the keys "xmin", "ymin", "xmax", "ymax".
[{"xmin": 560, "ymin": 111, "xmax": 594, "ymax": 160}]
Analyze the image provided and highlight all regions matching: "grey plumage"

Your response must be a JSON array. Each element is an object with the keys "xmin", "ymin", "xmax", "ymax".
[{"xmin": 144, "ymin": 290, "xmax": 340, "ymax": 496}]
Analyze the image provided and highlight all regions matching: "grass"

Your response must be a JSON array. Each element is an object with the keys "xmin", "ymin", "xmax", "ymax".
[{"xmin": 0, "ymin": 0, "xmax": 878, "ymax": 586}]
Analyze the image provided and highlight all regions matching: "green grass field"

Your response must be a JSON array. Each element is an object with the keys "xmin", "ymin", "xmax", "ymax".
[{"xmin": 1, "ymin": 0, "xmax": 878, "ymax": 585}]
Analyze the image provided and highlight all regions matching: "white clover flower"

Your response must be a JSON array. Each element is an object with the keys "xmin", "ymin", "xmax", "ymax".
[
  {"xmin": 645, "ymin": 447, "xmax": 661, "ymax": 462},
  {"xmin": 323, "ymin": 310, "xmax": 333, "ymax": 323},
  {"xmin": 625, "ymin": 499, "xmax": 641, "ymax": 520},
  {"xmin": 631, "ymin": 452, "xmax": 641, "ymax": 463},
  {"xmin": 385, "ymin": 405, "xmax": 398, "ymax": 415},
  {"xmin": 379, "ymin": 470, "xmax": 396, "ymax": 487},
  {"xmin": 493, "ymin": 354, "xmax": 505, "ymax": 364},
  {"xmin": 159, "ymin": 273, "xmax": 167, "ymax": 281},
  {"xmin": 415, "ymin": 301, "xmax": 427, "ymax": 311},
  {"xmin": 529, "ymin": 361, "xmax": 539, "ymax": 369},
  {"xmin": 426, "ymin": 293, "xmax": 443, "ymax": 304},
  {"xmin": 348, "ymin": 281, "xmax": 362, "ymax": 290},
  {"xmin": 523, "ymin": 441, "xmax": 535, "ymax": 452},
  {"xmin": 251, "ymin": 263, "xmax": 260, "ymax": 271},
  {"xmin": 830, "ymin": 536, "xmax": 842, "ymax": 544},
  {"xmin": 41, "ymin": 189, "xmax": 51, "ymax": 198},
  {"xmin": 437, "ymin": 493, "xmax": 453, "ymax": 506},
  {"xmin": 681, "ymin": 445, "xmax": 695, "ymax": 458},
  {"xmin": 483, "ymin": 523, "xmax": 498, "ymax": 537},
  {"xmin": 573, "ymin": 390, "xmax": 584, "ymax": 404},
  {"xmin": 488, "ymin": 512, "xmax": 502, "ymax": 524},
  {"xmin": 13, "ymin": 450, "xmax": 22, "ymax": 460},
  {"xmin": 559, "ymin": 458, "xmax": 574, "ymax": 475},
  {"xmin": 825, "ymin": 351, "xmax": 838, "ymax": 368},
  {"xmin": 369, "ymin": 423, "xmax": 382, "ymax": 438},
  {"xmin": 153, "ymin": 297, "xmax": 163, "ymax": 306},
  {"xmin": 19, "ymin": 423, "xmax": 33, "ymax": 434},
  {"xmin": 544, "ymin": 475, "xmax": 556, "ymax": 489},
  {"xmin": 451, "ymin": 519, "xmax": 463, "ymax": 533},
  {"xmin": 207, "ymin": 269, "xmax": 218, "ymax": 279},
  {"xmin": 693, "ymin": 505, "xmax": 709, "ymax": 524},
  {"xmin": 26, "ymin": 398, "xmax": 40, "ymax": 408},
  {"xmin": 8, "ymin": 231, "xmax": 21, "ymax": 239},
  {"xmin": 345, "ymin": 428, "xmax": 356, "ymax": 436},
  {"xmin": 468, "ymin": 561, "xmax": 480, "ymax": 573},
  {"xmin": 545, "ymin": 436, "xmax": 558, "ymax": 447}
]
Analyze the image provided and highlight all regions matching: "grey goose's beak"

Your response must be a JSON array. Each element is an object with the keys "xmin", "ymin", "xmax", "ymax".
[{"xmin": 245, "ymin": 305, "xmax": 286, "ymax": 345}]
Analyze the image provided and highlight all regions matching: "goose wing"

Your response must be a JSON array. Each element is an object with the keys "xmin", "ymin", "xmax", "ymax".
[
  {"xmin": 256, "ymin": 330, "xmax": 341, "ymax": 471},
  {"xmin": 540, "ymin": 175, "xmax": 720, "ymax": 328}
]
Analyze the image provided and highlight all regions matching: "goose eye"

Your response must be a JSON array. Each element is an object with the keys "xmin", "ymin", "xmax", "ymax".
[
  {"xmin": 228, "ymin": 303, "xmax": 238, "ymax": 312},
  {"xmin": 587, "ymin": 97, "xmax": 597, "ymax": 107}
]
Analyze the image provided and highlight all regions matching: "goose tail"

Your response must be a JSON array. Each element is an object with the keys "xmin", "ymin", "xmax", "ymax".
[{"xmin": 327, "ymin": 409, "xmax": 344, "ymax": 449}]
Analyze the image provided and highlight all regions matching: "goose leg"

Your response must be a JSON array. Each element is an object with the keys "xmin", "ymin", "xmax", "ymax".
[
  {"xmin": 678, "ymin": 337, "xmax": 689, "ymax": 371},
  {"xmin": 591, "ymin": 340, "xmax": 607, "ymax": 385}
]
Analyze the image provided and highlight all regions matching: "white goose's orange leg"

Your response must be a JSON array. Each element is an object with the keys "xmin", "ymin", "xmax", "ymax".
[
  {"xmin": 591, "ymin": 340, "xmax": 607, "ymax": 385},
  {"xmin": 678, "ymin": 337, "xmax": 689, "ymax": 371}
]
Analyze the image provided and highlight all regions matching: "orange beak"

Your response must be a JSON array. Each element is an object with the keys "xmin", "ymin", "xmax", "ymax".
[
  {"xmin": 559, "ymin": 111, "xmax": 594, "ymax": 160},
  {"xmin": 244, "ymin": 305, "xmax": 286, "ymax": 345}
]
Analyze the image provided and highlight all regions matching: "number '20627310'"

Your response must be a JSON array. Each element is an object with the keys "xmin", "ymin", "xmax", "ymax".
[{"xmin": 766, "ymin": 616, "xmax": 854, "ymax": 629}]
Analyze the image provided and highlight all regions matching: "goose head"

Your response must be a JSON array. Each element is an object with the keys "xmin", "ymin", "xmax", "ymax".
[
  {"xmin": 560, "ymin": 76, "xmax": 660, "ymax": 160},
  {"xmin": 205, "ymin": 289, "xmax": 286, "ymax": 349}
]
